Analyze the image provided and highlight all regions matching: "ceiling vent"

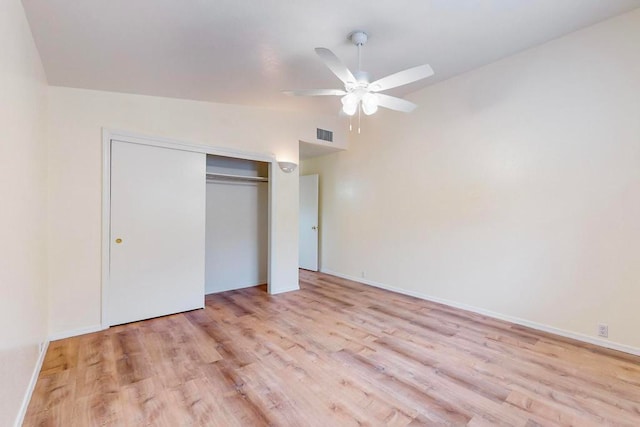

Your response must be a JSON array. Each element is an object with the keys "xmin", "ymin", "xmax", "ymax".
[{"xmin": 316, "ymin": 128, "xmax": 333, "ymax": 142}]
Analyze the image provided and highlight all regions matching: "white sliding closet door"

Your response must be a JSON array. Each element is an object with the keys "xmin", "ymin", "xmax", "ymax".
[{"xmin": 108, "ymin": 141, "xmax": 206, "ymax": 326}]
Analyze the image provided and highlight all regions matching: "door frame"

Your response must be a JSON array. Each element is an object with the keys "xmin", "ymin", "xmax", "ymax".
[{"xmin": 101, "ymin": 129, "xmax": 276, "ymax": 329}]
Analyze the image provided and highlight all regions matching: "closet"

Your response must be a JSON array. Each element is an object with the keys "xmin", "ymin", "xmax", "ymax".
[
  {"xmin": 105, "ymin": 136, "xmax": 273, "ymax": 327},
  {"xmin": 205, "ymin": 155, "xmax": 269, "ymax": 294}
]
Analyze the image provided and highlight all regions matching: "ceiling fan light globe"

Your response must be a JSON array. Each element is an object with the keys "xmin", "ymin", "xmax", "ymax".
[
  {"xmin": 341, "ymin": 92, "xmax": 358, "ymax": 106},
  {"xmin": 362, "ymin": 102, "xmax": 378, "ymax": 115},
  {"xmin": 342, "ymin": 103, "xmax": 358, "ymax": 116},
  {"xmin": 362, "ymin": 92, "xmax": 379, "ymax": 115},
  {"xmin": 362, "ymin": 92, "xmax": 378, "ymax": 105}
]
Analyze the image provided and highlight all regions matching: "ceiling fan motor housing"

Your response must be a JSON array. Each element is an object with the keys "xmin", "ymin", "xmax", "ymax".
[
  {"xmin": 353, "ymin": 70, "xmax": 370, "ymax": 84},
  {"xmin": 349, "ymin": 31, "xmax": 369, "ymax": 46}
]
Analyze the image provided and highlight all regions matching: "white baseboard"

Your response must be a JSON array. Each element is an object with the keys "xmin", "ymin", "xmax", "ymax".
[
  {"xmin": 270, "ymin": 285, "xmax": 300, "ymax": 295},
  {"xmin": 14, "ymin": 340, "xmax": 49, "ymax": 427},
  {"xmin": 321, "ymin": 268, "xmax": 640, "ymax": 357},
  {"xmin": 206, "ymin": 282, "xmax": 267, "ymax": 295},
  {"xmin": 49, "ymin": 324, "xmax": 105, "ymax": 342}
]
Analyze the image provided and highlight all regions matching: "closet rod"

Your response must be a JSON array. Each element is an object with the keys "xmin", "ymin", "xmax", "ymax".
[{"xmin": 206, "ymin": 172, "xmax": 269, "ymax": 183}]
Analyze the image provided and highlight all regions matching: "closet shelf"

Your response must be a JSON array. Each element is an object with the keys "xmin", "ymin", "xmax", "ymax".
[{"xmin": 206, "ymin": 172, "xmax": 269, "ymax": 182}]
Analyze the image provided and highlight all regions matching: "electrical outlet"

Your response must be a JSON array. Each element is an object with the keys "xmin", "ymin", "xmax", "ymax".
[
  {"xmin": 598, "ymin": 324, "xmax": 609, "ymax": 338},
  {"xmin": 361, "ymin": 271, "xmax": 365, "ymax": 278}
]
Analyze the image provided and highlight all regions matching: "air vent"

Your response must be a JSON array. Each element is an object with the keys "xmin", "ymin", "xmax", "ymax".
[{"xmin": 316, "ymin": 128, "xmax": 333, "ymax": 142}]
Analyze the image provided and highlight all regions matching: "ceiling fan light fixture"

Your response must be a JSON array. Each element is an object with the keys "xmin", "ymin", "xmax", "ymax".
[
  {"xmin": 342, "ymin": 102, "xmax": 358, "ymax": 116},
  {"xmin": 341, "ymin": 92, "xmax": 359, "ymax": 116},
  {"xmin": 341, "ymin": 92, "xmax": 358, "ymax": 106},
  {"xmin": 362, "ymin": 102, "xmax": 378, "ymax": 116},
  {"xmin": 362, "ymin": 93, "xmax": 379, "ymax": 115}
]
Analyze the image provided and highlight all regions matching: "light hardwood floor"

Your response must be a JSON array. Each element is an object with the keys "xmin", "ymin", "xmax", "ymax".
[{"xmin": 25, "ymin": 270, "xmax": 640, "ymax": 426}]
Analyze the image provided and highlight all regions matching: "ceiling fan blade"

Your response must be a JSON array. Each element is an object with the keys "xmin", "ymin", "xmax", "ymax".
[
  {"xmin": 315, "ymin": 48, "xmax": 356, "ymax": 85},
  {"xmin": 370, "ymin": 64, "xmax": 434, "ymax": 92},
  {"xmin": 282, "ymin": 89, "xmax": 346, "ymax": 96},
  {"xmin": 376, "ymin": 93, "xmax": 418, "ymax": 113}
]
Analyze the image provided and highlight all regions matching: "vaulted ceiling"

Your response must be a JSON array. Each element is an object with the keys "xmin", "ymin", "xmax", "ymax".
[{"xmin": 23, "ymin": 0, "xmax": 640, "ymax": 114}]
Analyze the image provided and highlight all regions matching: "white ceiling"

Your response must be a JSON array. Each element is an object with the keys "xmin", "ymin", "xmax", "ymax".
[{"xmin": 23, "ymin": 0, "xmax": 640, "ymax": 114}]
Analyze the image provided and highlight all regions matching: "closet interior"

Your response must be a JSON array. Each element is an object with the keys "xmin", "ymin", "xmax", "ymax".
[{"xmin": 205, "ymin": 154, "xmax": 269, "ymax": 294}]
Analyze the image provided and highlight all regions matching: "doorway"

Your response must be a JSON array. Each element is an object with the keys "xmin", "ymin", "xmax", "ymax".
[
  {"xmin": 205, "ymin": 155, "xmax": 269, "ymax": 293},
  {"xmin": 299, "ymin": 174, "xmax": 319, "ymax": 271}
]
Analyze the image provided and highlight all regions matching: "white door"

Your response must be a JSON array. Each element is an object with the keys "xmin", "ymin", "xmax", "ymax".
[
  {"xmin": 108, "ymin": 141, "xmax": 206, "ymax": 326},
  {"xmin": 299, "ymin": 174, "xmax": 319, "ymax": 271}
]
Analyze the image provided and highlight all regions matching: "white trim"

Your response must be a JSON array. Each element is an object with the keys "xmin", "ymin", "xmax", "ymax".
[
  {"xmin": 321, "ymin": 268, "xmax": 640, "ymax": 357},
  {"xmin": 102, "ymin": 129, "xmax": 278, "ymax": 329},
  {"xmin": 49, "ymin": 325, "xmax": 106, "ymax": 342},
  {"xmin": 106, "ymin": 129, "xmax": 275, "ymax": 162},
  {"xmin": 267, "ymin": 162, "xmax": 273, "ymax": 292},
  {"xmin": 101, "ymin": 131, "xmax": 111, "ymax": 330},
  {"xmin": 270, "ymin": 286, "xmax": 300, "ymax": 295},
  {"xmin": 14, "ymin": 340, "xmax": 49, "ymax": 427},
  {"xmin": 205, "ymin": 283, "xmax": 262, "ymax": 295}
]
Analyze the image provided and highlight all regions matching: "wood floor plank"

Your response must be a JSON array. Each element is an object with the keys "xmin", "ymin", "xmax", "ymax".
[
  {"xmin": 24, "ymin": 369, "xmax": 77, "ymax": 426},
  {"xmin": 24, "ymin": 270, "xmax": 640, "ymax": 426},
  {"xmin": 39, "ymin": 338, "xmax": 80, "ymax": 376}
]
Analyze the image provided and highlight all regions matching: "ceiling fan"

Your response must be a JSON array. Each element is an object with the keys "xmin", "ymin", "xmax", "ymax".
[{"xmin": 283, "ymin": 31, "xmax": 434, "ymax": 117}]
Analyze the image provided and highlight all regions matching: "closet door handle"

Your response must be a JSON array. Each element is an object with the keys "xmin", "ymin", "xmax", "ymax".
[
  {"xmin": 311, "ymin": 226, "xmax": 317, "ymax": 230},
  {"xmin": 115, "ymin": 238, "xmax": 123, "ymax": 244}
]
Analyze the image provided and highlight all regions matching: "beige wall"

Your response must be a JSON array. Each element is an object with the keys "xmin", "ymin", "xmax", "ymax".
[
  {"xmin": 303, "ymin": 9, "xmax": 640, "ymax": 351},
  {"xmin": 205, "ymin": 180, "xmax": 268, "ymax": 294},
  {"xmin": 0, "ymin": 0, "xmax": 49, "ymax": 424},
  {"xmin": 46, "ymin": 86, "xmax": 344, "ymax": 336}
]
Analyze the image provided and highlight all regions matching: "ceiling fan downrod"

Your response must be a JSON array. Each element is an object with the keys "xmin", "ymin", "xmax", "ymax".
[{"xmin": 349, "ymin": 31, "xmax": 368, "ymax": 72}]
